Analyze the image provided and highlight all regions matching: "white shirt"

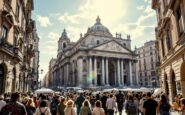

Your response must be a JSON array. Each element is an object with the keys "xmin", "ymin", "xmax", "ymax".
[
  {"xmin": 0, "ymin": 100, "xmax": 6, "ymax": 111},
  {"xmin": 106, "ymin": 98, "xmax": 116, "ymax": 110}
]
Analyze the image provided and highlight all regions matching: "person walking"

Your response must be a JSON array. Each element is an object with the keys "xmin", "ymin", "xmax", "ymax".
[
  {"xmin": 34, "ymin": 100, "xmax": 51, "ymax": 115},
  {"xmin": 0, "ymin": 95, "xmax": 6, "ymax": 113},
  {"xmin": 143, "ymin": 92, "xmax": 158, "ymax": 115},
  {"xmin": 139, "ymin": 94, "xmax": 147, "ymax": 115},
  {"xmin": 115, "ymin": 91, "xmax": 124, "ymax": 115},
  {"xmin": 80, "ymin": 100, "xmax": 92, "ymax": 115},
  {"xmin": 64, "ymin": 100, "xmax": 76, "ymax": 115},
  {"xmin": 57, "ymin": 96, "xmax": 66, "ymax": 115},
  {"xmin": 106, "ymin": 94, "xmax": 117, "ymax": 115},
  {"xmin": 157, "ymin": 94, "xmax": 171, "ymax": 115},
  {"xmin": 101, "ymin": 93, "xmax": 108, "ymax": 115},
  {"xmin": 1, "ymin": 92, "xmax": 27, "ymax": 115},
  {"xmin": 92, "ymin": 100, "xmax": 104, "ymax": 115},
  {"xmin": 75, "ymin": 93, "xmax": 85, "ymax": 115},
  {"xmin": 179, "ymin": 98, "xmax": 185, "ymax": 115},
  {"xmin": 125, "ymin": 95, "xmax": 138, "ymax": 115}
]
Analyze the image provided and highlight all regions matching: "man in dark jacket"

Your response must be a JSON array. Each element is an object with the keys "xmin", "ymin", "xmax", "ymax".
[
  {"xmin": 143, "ymin": 92, "xmax": 158, "ymax": 115},
  {"xmin": 75, "ymin": 93, "xmax": 85, "ymax": 115},
  {"xmin": 1, "ymin": 92, "xmax": 27, "ymax": 115}
]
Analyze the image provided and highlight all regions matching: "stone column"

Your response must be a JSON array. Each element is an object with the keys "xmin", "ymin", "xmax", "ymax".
[
  {"xmin": 59, "ymin": 67, "xmax": 62, "ymax": 85},
  {"xmin": 135, "ymin": 62, "xmax": 139, "ymax": 85},
  {"xmin": 117, "ymin": 59, "xmax": 121, "ymax": 85},
  {"xmin": 129, "ymin": 60, "xmax": 133, "ymax": 86},
  {"xmin": 94, "ymin": 57, "xmax": 97, "ymax": 85},
  {"xmin": 101, "ymin": 57, "xmax": 105, "ymax": 85},
  {"xmin": 66, "ymin": 64, "xmax": 69, "ymax": 85},
  {"xmin": 72, "ymin": 62, "xmax": 75, "ymax": 86},
  {"xmin": 121, "ymin": 59, "xmax": 124, "ymax": 85},
  {"xmin": 89, "ymin": 57, "xmax": 93, "ymax": 85},
  {"xmin": 105, "ymin": 58, "xmax": 109, "ymax": 85},
  {"xmin": 77, "ymin": 57, "xmax": 83, "ymax": 86}
]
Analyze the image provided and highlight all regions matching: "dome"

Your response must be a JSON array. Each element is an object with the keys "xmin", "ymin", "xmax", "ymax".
[{"xmin": 87, "ymin": 16, "xmax": 112, "ymax": 37}]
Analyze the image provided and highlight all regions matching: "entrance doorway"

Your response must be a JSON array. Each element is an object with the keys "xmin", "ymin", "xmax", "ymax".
[
  {"xmin": 180, "ymin": 61, "xmax": 185, "ymax": 96},
  {"xmin": 108, "ymin": 61, "xmax": 116, "ymax": 86},
  {"xmin": 97, "ymin": 75, "xmax": 101, "ymax": 86},
  {"xmin": 0, "ymin": 64, "xmax": 6, "ymax": 94},
  {"xmin": 171, "ymin": 70, "xmax": 177, "ymax": 97}
]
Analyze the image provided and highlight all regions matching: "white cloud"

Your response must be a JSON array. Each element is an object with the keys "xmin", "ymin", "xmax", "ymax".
[
  {"xmin": 144, "ymin": 0, "xmax": 152, "ymax": 4},
  {"xmin": 48, "ymin": 32, "xmax": 60, "ymax": 40},
  {"xmin": 137, "ymin": 5, "xmax": 144, "ymax": 10},
  {"xmin": 37, "ymin": 15, "xmax": 52, "ymax": 27},
  {"xmin": 144, "ymin": 5, "xmax": 154, "ymax": 14},
  {"xmin": 57, "ymin": 0, "xmax": 128, "ymax": 36}
]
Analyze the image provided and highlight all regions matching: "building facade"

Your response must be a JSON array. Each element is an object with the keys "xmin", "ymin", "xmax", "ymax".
[
  {"xmin": 49, "ymin": 17, "xmax": 138, "ymax": 88},
  {"xmin": 0, "ymin": 0, "xmax": 39, "ymax": 93},
  {"xmin": 136, "ymin": 40, "xmax": 159, "ymax": 87},
  {"xmin": 152, "ymin": 0, "xmax": 185, "ymax": 100}
]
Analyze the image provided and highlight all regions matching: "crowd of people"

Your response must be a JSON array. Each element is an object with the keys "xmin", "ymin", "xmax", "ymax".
[{"xmin": 0, "ymin": 90, "xmax": 184, "ymax": 115}]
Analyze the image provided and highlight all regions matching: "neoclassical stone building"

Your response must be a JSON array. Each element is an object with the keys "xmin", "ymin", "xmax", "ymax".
[
  {"xmin": 49, "ymin": 17, "xmax": 138, "ymax": 88},
  {"xmin": 152, "ymin": 0, "xmax": 185, "ymax": 100}
]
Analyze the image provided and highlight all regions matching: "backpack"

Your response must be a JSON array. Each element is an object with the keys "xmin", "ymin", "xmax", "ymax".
[
  {"xmin": 39, "ymin": 108, "xmax": 47, "ymax": 115},
  {"xmin": 126, "ymin": 101, "xmax": 137, "ymax": 114},
  {"xmin": 1, "ymin": 102, "xmax": 22, "ymax": 115}
]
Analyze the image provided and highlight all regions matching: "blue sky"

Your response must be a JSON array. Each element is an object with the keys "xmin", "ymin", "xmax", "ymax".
[{"xmin": 32, "ymin": 0, "xmax": 157, "ymax": 79}]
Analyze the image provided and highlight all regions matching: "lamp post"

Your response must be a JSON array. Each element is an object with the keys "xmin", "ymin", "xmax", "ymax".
[
  {"xmin": 152, "ymin": 79, "xmax": 156, "ymax": 92},
  {"xmin": 39, "ymin": 69, "xmax": 43, "ymax": 88}
]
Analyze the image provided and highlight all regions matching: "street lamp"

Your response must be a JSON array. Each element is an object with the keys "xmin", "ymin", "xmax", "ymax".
[
  {"xmin": 152, "ymin": 79, "xmax": 156, "ymax": 92},
  {"xmin": 39, "ymin": 69, "xmax": 43, "ymax": 88}
]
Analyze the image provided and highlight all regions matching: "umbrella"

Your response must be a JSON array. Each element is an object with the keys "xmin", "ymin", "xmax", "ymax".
[
  {"xmin": 35, "ymin": 88, "xmax": 54, "ymax": 94},
  {"xmin": 153, "ymin": 88, "xmax": 162, "ymax": 96},
  {"xmin": 140, "ymin": 87, "xmax": 151, "ymax": 92}
]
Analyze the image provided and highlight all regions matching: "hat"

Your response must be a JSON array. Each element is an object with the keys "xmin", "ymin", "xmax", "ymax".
[{"xmin": 0, "ymin": 95, "xmax": 4, "ymax": 99}]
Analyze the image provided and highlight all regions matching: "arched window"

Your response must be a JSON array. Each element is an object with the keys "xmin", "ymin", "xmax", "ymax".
[{"xmin": 63, "ymin": 42, "xmax": 66, "ymax": 48}]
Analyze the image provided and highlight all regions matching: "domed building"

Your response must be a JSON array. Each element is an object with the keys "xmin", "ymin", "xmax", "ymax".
[{"xmin": 49, "ymin": 17, "xmax": 138, "ymax": 88}]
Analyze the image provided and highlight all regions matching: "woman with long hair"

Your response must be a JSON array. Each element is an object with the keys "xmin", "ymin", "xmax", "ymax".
[
  {"xmin": 64, "ymin": 100, "xmax": 76, "ymax": 115},
  {"xmin": 34, "ymin": 100, "xmax": 51, "ymax": 115},
  {"xmin": 157, "ymin": 94, "xmax": 171, "ymax": 115},
  {"xmin": 80, "ymin": 100, "xmax": 92, "ymax": 115},
  {"xmin": 180, "ymin": 98, "xmax": 185, "ymax": 115},
  {"xmin": 92, "ymin": 100, "xmax": 104, "ymax": 115}
]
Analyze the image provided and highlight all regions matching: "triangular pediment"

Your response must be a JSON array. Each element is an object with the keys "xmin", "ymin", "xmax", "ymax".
[{"xmin": 92, "ymin": 40, "xmax": 131, "ymax": 53}]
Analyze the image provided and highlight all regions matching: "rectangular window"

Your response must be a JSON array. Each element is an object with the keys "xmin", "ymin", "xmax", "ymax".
[
  {"xmin": 14, "ymin": 33, "xmax": 18, "ymax": 47},
  {"xmin": 161, "ymin": 38, "xmax": 165, "ymax": 57},
  {"xmin": 16, "ymin": 3, "xmax": 20, "ymax": 18},
  {"xmin": 176, "ymin": 5, "xmax": 184, "ymax": 36},
  {"xmin": 2, "ymin": 26, "xmax": 8, "ymax": 41},
  {"xmin": 166, "ymin": 29, "xmax": 172, "ymax": 50}
]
